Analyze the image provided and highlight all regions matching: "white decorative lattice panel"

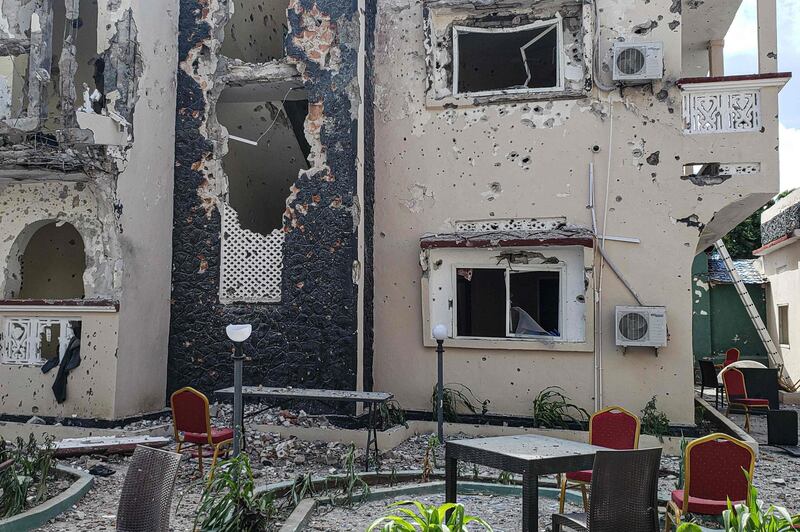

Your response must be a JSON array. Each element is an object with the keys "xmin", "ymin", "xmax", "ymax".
[
  {"xmin": 683, "ymin": 90, "xmax": 761, "ymax": 134},
  {"xmin": 1, "ymin": 318, "xmax": 75, "ymax": 365},
  {"xmin": 455, "ymin": 217, "xmax": 566, "ymax": 233},
  {"xmin": 220, "ymin": 203, "xmax": 284, "ymax": 303},
  {"xmin": 718, "ymin": 163, "xmax": 760, "ymax": 175}
]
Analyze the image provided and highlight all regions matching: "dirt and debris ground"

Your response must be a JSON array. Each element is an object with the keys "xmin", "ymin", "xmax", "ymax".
[{"xmin": 34, "ymin": 401, "xmax": 800, "ymax": 531}]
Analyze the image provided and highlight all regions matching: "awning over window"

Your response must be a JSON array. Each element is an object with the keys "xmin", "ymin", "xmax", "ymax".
[{"xmin": 419, "ymin": 226, "xmax": 595, "ymax": 250}]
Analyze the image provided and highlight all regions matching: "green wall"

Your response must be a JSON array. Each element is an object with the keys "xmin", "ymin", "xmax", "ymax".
[{"xmin": 692, "ymin": 254, "xmax": 768, "ymax": 364}]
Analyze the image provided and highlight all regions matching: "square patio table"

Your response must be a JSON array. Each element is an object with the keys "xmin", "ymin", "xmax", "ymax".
[{"xmin": 445, "ymin": 434, "xmax": 604, "ymax": 531}]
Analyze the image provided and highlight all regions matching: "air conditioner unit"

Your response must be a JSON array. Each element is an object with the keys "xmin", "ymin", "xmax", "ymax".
[
  {"xmin": 612, "ymin": 42, "xmax": 664, "ymax": 82},
  {"xmin": 615, "ymin": 306, "xmax": 667, "ymax": 347}
]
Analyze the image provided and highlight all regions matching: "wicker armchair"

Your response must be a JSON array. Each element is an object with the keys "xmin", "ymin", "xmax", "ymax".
[
  {"xmin": 552, "ymin": 447, "xmax": 662, "ymax": 532},
  {"xmin": 116, "ymin": 445, "xmax": 182, "ymax": 532}
]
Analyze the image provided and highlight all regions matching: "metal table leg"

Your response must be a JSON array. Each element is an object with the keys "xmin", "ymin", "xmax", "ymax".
[
  {"xmin": 522, "ymin": 470, "xmax": 538, "ymax": 532},
  {"xmin": 365, "ymin": 402, "xmax": 376, "ymax": 471},
  {"xmin": 445, "ymin": 450, "xmax": 457, "ymax": 504}
]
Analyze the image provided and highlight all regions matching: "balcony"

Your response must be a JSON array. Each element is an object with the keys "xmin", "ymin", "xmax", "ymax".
[
  {"xmin": 679, "ymin": 72, "xmax": 791, "ymax": 135},
  {"xmin": 0, "ymin": 300, "xmax": 119, "ymax": 418}
]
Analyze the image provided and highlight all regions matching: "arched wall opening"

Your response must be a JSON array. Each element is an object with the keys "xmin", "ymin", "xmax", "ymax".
[{"xmin": 13, "ymin": 221, "xmax": 86, "ymax": 300}]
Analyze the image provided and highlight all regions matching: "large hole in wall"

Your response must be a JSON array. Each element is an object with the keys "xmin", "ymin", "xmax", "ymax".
[
  {"xmin": 217, "ymin": 90, "xmax": 310, "ymax": 234},
  {"xmin": 220, "ymin": 1, "xmax": 288, "ymax": 63},
  {"xmin": 18, "ymin": 221, "xmax": 86, "ymax": 299},
  {"xmin": 47, "ymin": 0, "xmax": 102, "ymax": 128}
]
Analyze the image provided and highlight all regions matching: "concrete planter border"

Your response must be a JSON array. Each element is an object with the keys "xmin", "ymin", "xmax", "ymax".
[
  {"xmin": 0, "ymin": 464, "xmax": 93, "ymax": 532},
  {"xmin": 254, "ymin": 419, "xmax": 691, "ymax": 456},
  {"xmin": 271, "ymin": 471, "xmax": 584, "ymax": 532}
]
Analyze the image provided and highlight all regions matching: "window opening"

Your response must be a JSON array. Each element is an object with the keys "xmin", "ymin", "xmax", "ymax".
[
  {"xmin": 18, "ymin": 221, "xmax": 86, "ymax": 300},
  {"xmin": 217, "ymin": 92, "xmax": 309, "ymax": 234},
  {"xmin": 778, "ymin": 305, "xmax": 789, "ymax": 346},
  {"xmin": 2, "ymin": 318, "xmax": 77, "ymax": 365},
  {"xmin": 49, "ymin": 0, "xmax": 103, "ymax": 129},
  {"xmin": 453, "ymin": 17, "xmax": 563, "ymax": 96},
  {"xmin": 455, "ymin": 266, "xmax": 562, "ymax": 339},
  {"xmin": 220, "ymin": 1, "xmax": 288, "ymax": 62}
]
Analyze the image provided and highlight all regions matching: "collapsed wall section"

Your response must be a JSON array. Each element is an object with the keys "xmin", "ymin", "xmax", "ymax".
[{"xmin": 169, "ymin": 0, "xmax": 366, "ymax": 399}]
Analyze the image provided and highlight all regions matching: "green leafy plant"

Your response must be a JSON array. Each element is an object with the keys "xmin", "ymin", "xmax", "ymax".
[
  {"xmin": 531, "ymin": 387, "xmax": 588, "ymax": 428},
  {"xmin": 676, "ymin": 470, "xmax": 800, "ymax": 532},
  {"xmin": 194, "ymin": 453, "xmax": 275, "ymax": 532},
  {"xmin": 327, "ymin": 444, "xmax": 370, "ymax": 507},
  {"xmin": 497, "ymin": 471, "xmax": 513, "ymax": 485},
  {"xmin": 676, "ymin": 434, "xmax": 688, "ymax": 490},
  {"xmin": 367, "ymin": 500, "xmax": 493, "ymax": 531},
  {"xmin": 0, "ymin": 434, "xmax": 56, "ymax": 518},
  {"xmin": 431, "ymin": 384, "xmax": 489, "ymax": 422},
  {"xmin": 379, "ymin": 400, "xmax": 408, "ymax": 430},
  {"xmin": 641, "ymin": 395, "xmax": 671, "ymax": 441},
  {"xmin": 722, "ymin": 470, "xmax": 800, "ymax": 532},
  {"xmin": 421, "ymin": 435, "xmax": 439, "ymax": 483}
]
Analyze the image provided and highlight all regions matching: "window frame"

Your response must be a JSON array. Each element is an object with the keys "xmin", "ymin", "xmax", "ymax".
[
  {"xmin": 451, "ymin": 15, "xmax": 565, "ymax": 98},
  {"xmin": 451, "ymin": 263, "xmax": 565, "ymax": 341},
  {"xmin": 778, "ymin": 304, "xmax": 790, "ymax": 346}
]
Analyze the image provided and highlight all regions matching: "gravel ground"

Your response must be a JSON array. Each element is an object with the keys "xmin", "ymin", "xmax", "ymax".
[{"xmin": 32, "ymin": 400, "xmax": 800, "ymax": 531}]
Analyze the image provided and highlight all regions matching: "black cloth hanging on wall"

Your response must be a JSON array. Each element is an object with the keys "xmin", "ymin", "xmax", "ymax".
[{"xmin": 41, "ymin": 324, "xmax": 82, "ymax": 403}]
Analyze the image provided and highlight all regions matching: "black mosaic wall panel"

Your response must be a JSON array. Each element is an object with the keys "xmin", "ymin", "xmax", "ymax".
[{"xmin": 168, "ymin": 0, "xmax": 365, "ymax": 406}]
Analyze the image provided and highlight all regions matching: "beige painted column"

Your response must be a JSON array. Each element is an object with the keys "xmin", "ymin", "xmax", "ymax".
[
  {"xmin": 757, "ymin": 0, "xmax": 778, "ymax": 73},
  {"xmin": 708, "ymin": 39, "xmax": 725, "ymax": 77}
]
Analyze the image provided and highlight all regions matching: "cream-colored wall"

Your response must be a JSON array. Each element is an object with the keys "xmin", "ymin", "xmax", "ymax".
[
  {"xmin": 0, "ymin": 310, "xmax": 119, "ymax": 419},
  {"xmin": 112, "ymin": 0, "xmax": 178, "ymax": 419},
  {"xmin": 371, "ymin": 0, "xmax": 779, "ymax": 424},
  {"xmin": 0, "ymin": 0, "xmax": 178, "ymax": 420},
  {"xmin": 763, "ymin": 242, "xmax": 800, "ymax": 384}
]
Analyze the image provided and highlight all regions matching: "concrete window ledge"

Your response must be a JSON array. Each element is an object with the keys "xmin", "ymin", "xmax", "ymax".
[{"xmin": 0, "ymin": 464, "xmax": 94, "ymax": 532}]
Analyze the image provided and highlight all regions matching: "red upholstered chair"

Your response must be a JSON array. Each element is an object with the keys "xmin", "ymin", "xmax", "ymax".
[
  {"xmin": 558, "ymin": 406, "xmax": 641, "ymax": 512},
  {"xmin": 722, "ymin": 367, "xmax": 769, "ymax": 432},
  {"xmin": 664, "ymin": 433, "xmax": 755, "ymax": 532},
  {"xmin": 170, "ymin": 387, "xmax": 233, "ymax": 476},
  {"xmin": 724, "ymin": 348, "xmax": 741, "ymax": 366},
  {"xmin": 716, "ymin": 347, "xmax": 740, "ymax": 369}
]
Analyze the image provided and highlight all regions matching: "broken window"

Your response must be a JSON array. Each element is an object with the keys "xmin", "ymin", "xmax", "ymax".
[
  {"xmin": 455, "ymin": 266, "xmax": 562, "ymax": 339},
  {"xmin": 778, "ymin": 305, "xmax": 789, "ymax": 346},
  {"xmin": 217, "ymin": 92, "xmax": 309, "ymax": 234},
  {"xmin": 220, "ymin": 1, "xmax": 288, "ymax": 63},
  {"xmin": 453, "ymin": 17, "xmax": 563, "ymax": 96},
  {"xmin": 18, "ymin": 221, "xmax": 86, "ymax": 300},
  {"xmin": 0, "ymin": 0, "xmax": 135, "ymax": 138}
]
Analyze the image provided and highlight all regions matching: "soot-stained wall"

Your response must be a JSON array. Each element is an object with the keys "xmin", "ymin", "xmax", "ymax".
[{"xmin": 169, "ymin": 0, "xmax": 366, "ymax": 401}]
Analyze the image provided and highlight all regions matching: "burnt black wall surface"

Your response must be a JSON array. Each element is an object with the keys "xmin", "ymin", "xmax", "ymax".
[
  {"xmin": 168, "ymin": 0, "xmax": 363, "ymax": 405},
  {"xmin": 363, "ymin": 0, "xmax": 376, "ymax": 392}
]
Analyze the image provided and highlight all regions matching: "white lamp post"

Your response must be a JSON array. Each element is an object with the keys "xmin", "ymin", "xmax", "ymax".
[
  {"xmin": 226, "ymin": 323, "xmax": 252, "ymax": 457},
  {"xmin": 432, "ymin": 323, "xmax": 448, "ymax": 443}
]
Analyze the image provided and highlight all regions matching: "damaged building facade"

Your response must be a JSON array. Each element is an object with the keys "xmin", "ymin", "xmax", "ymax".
[
  {"xmin": 0, "ymin": 0, "xmax": 788, "ymax": 426},
  {"xmin": 369, "ymin": 0, "xmax": 787, "ymax": 424},
  {"xmin": 169, "ymin": 0, "xmax": 788, "ymax": 426},
  {"xmin": 0, "ymin": 1, "xmax": 178, "ymax": 419}
]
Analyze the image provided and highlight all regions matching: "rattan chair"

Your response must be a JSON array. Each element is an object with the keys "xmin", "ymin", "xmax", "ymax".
[
  {"xmin": 116, "ymin": 445, "xmax": 182, "ymax": 532},
  {"xmin": 552, "ymin": 447, "xmax": 662, "ymax": 532}
]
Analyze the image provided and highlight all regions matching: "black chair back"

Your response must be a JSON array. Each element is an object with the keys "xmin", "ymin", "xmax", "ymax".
[
  {"xmin": 698, "ymin": 359, "xmax": 718, "ymax": 387},
  {"xmin": 587, "ymin": 447, "xmax": 662, "ymax": 532}
]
